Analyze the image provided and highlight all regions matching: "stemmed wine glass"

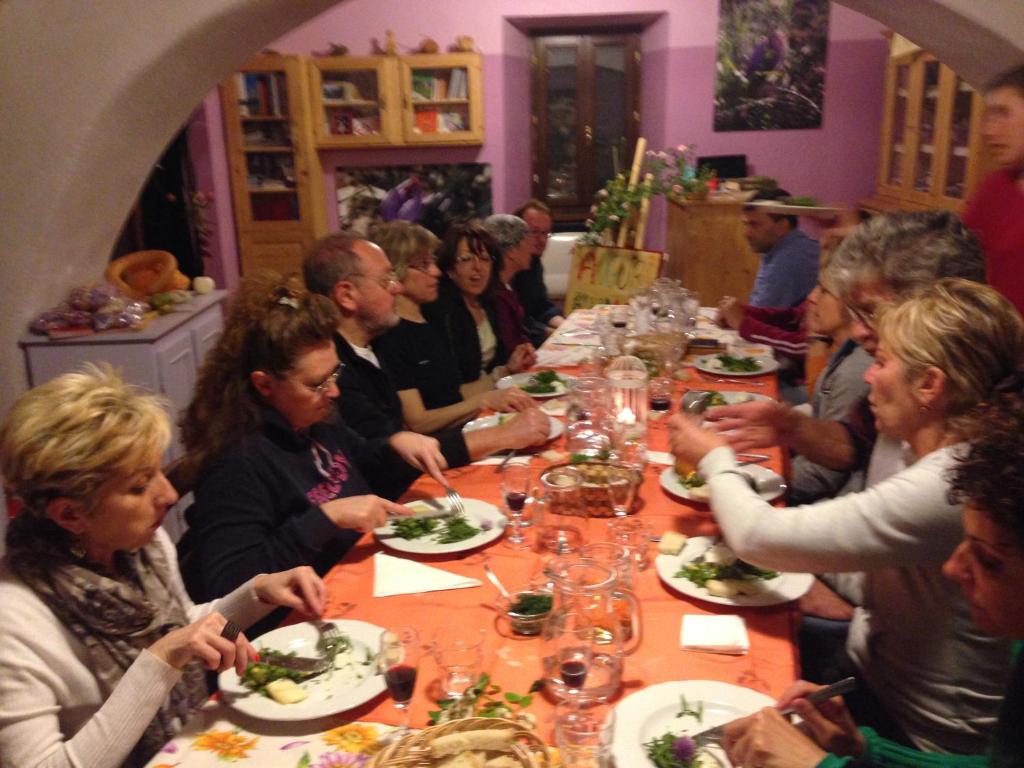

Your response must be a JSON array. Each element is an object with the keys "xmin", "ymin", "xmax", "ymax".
[
  {"xmin": 378, "ymin": 626, "xmax": 421, "ymax": 740},
  {"xmin": 501, "ymin": 460, "xmax": 532, "ymax": 550}
]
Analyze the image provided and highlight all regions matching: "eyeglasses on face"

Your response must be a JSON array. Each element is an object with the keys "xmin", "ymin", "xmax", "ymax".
[
  {"xmin": 407, "ymin": 256, "xmax": 439, "ymax": 272},
  {"xmin": 846, "ymin": 302, "xmax": 879, "ymax": 330},
  {"xmin": 305, "ymin": 362, "xmax": 345, "ymax": 395},
  {"xmin": 454, "ymin": 251, "xmax": 493, "ymax": 266},
  {"xmin": 349, "ymin": 270, "xmax": 399, "ymax": 290}
]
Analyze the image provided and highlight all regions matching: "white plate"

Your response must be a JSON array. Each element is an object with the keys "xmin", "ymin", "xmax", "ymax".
[
  {"xmin": 746, "ymin": 200, "xmax": 843, "ymax": 218},
  {"xmin": 219, "ymin": 620, "xmax": 385, "ymax": 721},
  {"xmin": 373, "ymin": 498, "xmax": 505, "ymax": 554},
  {"xmin": 496, "ymin": 371, "xmax": 575, "ymax": 398},
  {"xmin": 696, "ymin": 390, "xmax": 774, "ymax": 408},
  {"xmin": 659, "ymin": 465, "xmax": 785, "ymax": 504},
  {"xmin": 462, "ymin": 413, "xmax": 564, "ymax": 442},
  {"xmin": 614, "ymin": 680, "xmax": 775, "ymax": 768},
  {"xmin": 656, "ymin": 535, "xmax": 815, "ymax": 607},
  {"xmin": 693, "ymin": 354, "xmax": 779, "ymax": 377}
]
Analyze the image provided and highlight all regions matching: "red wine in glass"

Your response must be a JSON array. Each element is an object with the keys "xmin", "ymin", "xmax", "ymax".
[
  {"xmin": 385, "ymin": 664, "xmax": 417, "ymax": 704},
  {"xmin": 560, "ymin": 659, "xmax": 589, "ymax": 689},
  {"xmin": 505, "ymin": 491, "xmax": 527, "ymax": 512},
  {"xmin": 650, "ymin": 397, "xmax": 671, "ymax": 411}
]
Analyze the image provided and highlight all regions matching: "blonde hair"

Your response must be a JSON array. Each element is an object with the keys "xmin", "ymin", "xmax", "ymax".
[
  {"xmin": 878, "ymin": 278, "xmax": 1024, "ymax": 426},
  {"xmin": 369, "ymin": 221, "xmax": 439, "ymax": 278},
  {"xmin": 0, "ymin": 365, "xmax": 169, "ymax": 516}
]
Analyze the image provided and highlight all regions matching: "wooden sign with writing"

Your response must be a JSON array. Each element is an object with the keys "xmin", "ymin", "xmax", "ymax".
[{"xmin": 563, "ymin": 246, "xmax": 664, "ymax": 310}]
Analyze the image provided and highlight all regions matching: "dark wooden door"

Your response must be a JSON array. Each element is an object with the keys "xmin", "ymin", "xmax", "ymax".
[{"xmin": 531, "ymin": 32, "xmax": 641, "ymax": 223}]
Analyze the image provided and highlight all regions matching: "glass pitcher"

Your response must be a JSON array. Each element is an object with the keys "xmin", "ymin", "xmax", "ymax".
[{"xmin": 542, "ymin": 561, "xmax": 642, "ymax": 702}]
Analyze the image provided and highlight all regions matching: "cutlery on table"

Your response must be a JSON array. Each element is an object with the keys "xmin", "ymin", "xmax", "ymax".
[
  {"xmin": 444, "ymin": 486, "xmax": 466, "ymax": 515},
  {"xmin": 496, "ymin": 449, "xmax": 517, "ymax": 472},
  {"xmin": 482, "ymin": 562, "xmax": 512, "ymax": 600},
  {"xmin": 689, "ymin": 676, "xmax": 858, "ymax": 748}
]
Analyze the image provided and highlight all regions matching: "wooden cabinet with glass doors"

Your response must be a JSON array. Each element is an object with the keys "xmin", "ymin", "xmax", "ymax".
[
  {"xmin": 220, "ymin": 54, "xmax": 326, "ymax": 276},
  {"xmin": 308, "ymin": 53, "xmax": 483, "ymax": 148},
  {"xmin": 861, "ymin": 39, "xmax": 991, "ymax": 214}
]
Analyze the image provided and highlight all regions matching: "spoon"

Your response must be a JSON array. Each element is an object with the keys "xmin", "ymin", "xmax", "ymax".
[{"xmin": 482, "ymin": 562, "xmax": 512, "ymax": 600}]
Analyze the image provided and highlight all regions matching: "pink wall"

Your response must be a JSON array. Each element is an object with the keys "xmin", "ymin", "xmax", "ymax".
[{"xmin": 198, "ymin": 1, "xmax": 889, "ymax": 282}]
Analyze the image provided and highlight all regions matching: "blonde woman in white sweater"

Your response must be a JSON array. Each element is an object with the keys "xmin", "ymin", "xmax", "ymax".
[
  {"xmin": 0, "ymin": 368, "xmax": 326, "ymax": 768},
  {"xmin": 669, "ymin": 279, "xmax": 1024, "ymax": 755}
]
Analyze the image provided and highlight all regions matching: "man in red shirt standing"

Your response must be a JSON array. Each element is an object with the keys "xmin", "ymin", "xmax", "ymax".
[{"xmin": 963, "ymin": 64, "xmax": 1024, "ymax": 314}]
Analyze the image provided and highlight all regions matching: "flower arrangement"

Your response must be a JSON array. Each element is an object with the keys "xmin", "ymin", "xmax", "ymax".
[{"xmin": 580, "ymin": 144, "xmax": 716, "ymax": 246}]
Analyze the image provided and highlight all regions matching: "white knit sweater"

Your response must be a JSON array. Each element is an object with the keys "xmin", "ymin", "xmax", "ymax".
[
  {"xmin": 700, "ymin": 444, "xmax": 1012, "ymax": 754},
  {"xmin": 0, "ymin": 528, "xmax": 273, "ymax": 768}
]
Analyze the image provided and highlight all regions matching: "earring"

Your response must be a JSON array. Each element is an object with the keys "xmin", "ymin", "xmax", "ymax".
[{"xmin": 69, "ymin": 538, "xmax": 86, "ymax": 559}]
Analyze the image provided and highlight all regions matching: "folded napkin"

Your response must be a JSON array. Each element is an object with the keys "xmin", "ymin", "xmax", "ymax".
[
  {"xmin": 373, "ymin": 552, "xmax": 482, "ymax": 597},
  {"xmin": 681, "ymin": 614, "xmax": 750, "ymax": 655},
  {"xmin": 646, "ymin": 450, "xmax": 675, "ymax": 466},
  {"xmin": 536, "ymin": 347, "xmax": 592, "ymax": 366}
]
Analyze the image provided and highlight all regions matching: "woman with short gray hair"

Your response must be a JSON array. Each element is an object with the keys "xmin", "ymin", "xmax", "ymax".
[{"xmin": 483, "ymin": 214, "xmax": 535, "ymax": 358}]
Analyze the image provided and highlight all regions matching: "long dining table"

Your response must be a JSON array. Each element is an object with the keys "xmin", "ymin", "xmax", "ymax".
[{"xmin": 146, "ymin": 310, "xmax": 798, "ymax": 768}]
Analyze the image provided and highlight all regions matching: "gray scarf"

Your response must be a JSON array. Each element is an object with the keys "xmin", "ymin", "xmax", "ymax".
[{"xmin": 7, "ymin": 516, "xmax": 209, "ymax": 767}]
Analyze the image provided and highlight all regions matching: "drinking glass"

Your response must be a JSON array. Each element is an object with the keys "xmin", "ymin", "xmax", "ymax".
[
  {"xmin": 378, "ymin": 626, "xmax": 421, "ymax": 737},
  {"xmin": 544, "ymin": 611, "xmax": 594, "ymax": 700},
  {"xmin": 606, "ymin": 517, "xmax": 653, "ymax": 571},
  {"xmin": 605, "ymin": 465, "xmax": 638, "ymax": 518},
  {"xmin": 554, "ymin": 700, "xmax": 616, "ymax": 768},
  {"xmin": 501, "ymin": 460, "xmax": 532, "ymax": 550},
  {"xmin": 649, "ymin": 377, "xmax": 674, "ymax": 413},
  {"xmin": 433, "ymin": 626, "xmax": 486, "ymax": 699}
]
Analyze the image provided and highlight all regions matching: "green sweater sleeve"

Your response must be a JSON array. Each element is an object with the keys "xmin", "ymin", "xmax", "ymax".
[{"xmin": 816, "ymin": 729, "xmax": 988, "ymax": 768}]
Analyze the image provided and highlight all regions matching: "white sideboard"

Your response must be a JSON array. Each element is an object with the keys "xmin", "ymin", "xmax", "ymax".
[{"xmin": 18, "ymin": 291, "xmax": 227, "ymax": 461}]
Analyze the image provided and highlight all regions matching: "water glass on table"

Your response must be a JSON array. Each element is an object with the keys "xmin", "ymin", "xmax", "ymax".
[
  {"xmin": 606, "ymin": 517, "xmax": 653, "ymax": 571},
  {"xmin": 433, "ymin": 626, "xmax": 486, "ymax": 699},
  {"xmin": 605, "ymin": 464, "xmax": 639, "ymax": 518},
  {"xmin": 501, "ymin": 460, "xmax": 532, "ymax": 550},
  {"xmin": 536, "ymin": 465, "xmax": 585, "ymax": 555},
  {"xmin": 554, "ymin": 699, "xmax": 616, "ymax": 768},
  {"xmin": 544, "ymin": 611, "xmax": 595, "ymax": 701},
  {"xmin": 378, "ymin": 626, "xmax": 421, "ymax": 738}
]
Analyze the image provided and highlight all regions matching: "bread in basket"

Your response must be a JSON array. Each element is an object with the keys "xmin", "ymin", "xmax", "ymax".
[{"xmin": 369, "ymin": 716, "xmax": 551, "ymax": 767}]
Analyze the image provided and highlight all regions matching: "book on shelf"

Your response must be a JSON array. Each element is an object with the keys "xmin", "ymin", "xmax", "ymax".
[
  {"xmin": 448, "ymin": 68, "xmax": 467, "ymax": 99},
  {"xmin": 432, "ymin": 75, "xmax": 448, "ymax": 100},
  {"xmin": 414, "ymin": 109, "xmax": 439, "ymax": 134},
  {"xmin": 440, "ymin": 111, "xmax": 467, "ymax": 132},
  {"xmin": 411, "ymin": 72, "xmax": 433, "ymax": 101}
]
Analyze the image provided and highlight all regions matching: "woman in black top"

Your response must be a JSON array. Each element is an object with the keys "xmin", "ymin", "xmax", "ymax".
[{"xmin": 372, "ymin": 221, "xmax": 539, "ymax": 434}]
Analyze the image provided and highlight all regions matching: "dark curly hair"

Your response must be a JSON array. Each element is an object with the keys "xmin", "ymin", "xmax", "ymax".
[
  {"xmin": 950, "ymin": 370, "xmax": 1024, "ymax": 547},
  {"xmin": 436, "ymin": 220, "xmax": 503, "ymax": 294}
]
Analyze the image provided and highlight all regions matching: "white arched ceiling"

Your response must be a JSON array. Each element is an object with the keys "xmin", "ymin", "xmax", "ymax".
[
  {"xmin": 1, "ymin": 0, "xmax": 1022, "ymax": 418},
  {"xmin": 838, "ymin": 0, "xmax": 1024, "ymax": 87}
]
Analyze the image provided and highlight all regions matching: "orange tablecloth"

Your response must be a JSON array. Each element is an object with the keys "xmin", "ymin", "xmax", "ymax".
[{"xmin": 319, "ymin": 366, "xmax": 799, "ymax": 733}]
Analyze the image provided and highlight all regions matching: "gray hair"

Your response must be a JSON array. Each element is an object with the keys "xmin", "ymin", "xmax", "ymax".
[
  {"xmin": 303, "ymin": 233, "xmax": 364, "ymax": 297},
  {"xmin": 826, "ymin": 210, "xmax": 985, "ymax": 302},
  {"xmin": 483, "ymin": 214, "xmax": 528, "ymax": 253}
]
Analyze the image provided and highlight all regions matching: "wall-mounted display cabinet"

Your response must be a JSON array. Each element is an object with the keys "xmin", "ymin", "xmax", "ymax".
[
  {"xmin": 308, "ymin": 53, "xmax": 484, "ymax": 148},
  {"xmin": 861, "ymin": 37, "xmax": 992, "ymax": 213},
  {"xmin": 220, "ymin": 54, "xmax": 327, "ymax": 276}
]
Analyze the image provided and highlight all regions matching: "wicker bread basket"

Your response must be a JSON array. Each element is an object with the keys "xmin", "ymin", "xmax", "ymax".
[
  {"xmin": 540, "ymin": 461, "xmax": 641, "ymax": 518},
  {"xmin": 369, "ymin": 716, "xmax": 551, "ymax": 767}
]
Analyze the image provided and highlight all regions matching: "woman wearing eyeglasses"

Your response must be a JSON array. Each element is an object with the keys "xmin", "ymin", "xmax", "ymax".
[
  {"xmin": 423, "ymin": 221, "xmax": 538, "ymax": 385},
  {"xmin": 369, "ymin": 221, "xmax": 546, "ymax": 437},
  {"xmin": 179, "ymin": 271, "xmax": 446, "ymax": 607}
]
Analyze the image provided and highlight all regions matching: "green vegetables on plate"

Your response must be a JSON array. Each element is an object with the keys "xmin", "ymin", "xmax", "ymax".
[
  {"xmin": 390, "ymin": 512, "xmax": 481, "ymax": 544},
  {"xmin": 675, "ymin": 559, "xmax": 778, "ymax": 588},
  {"xmin": 521, "ymin": 369, "xmax": 565, "ymax": 394},
  {"xmin": 714, "ymin": 354, "xmax": 761, "ymax": 373}
]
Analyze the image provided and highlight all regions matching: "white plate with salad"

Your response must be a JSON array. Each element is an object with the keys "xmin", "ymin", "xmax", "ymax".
[
  {"xmin": 656, "ymin": 537, "xmax": 814, "ymax": 607},
  {"xmin": 659, "ymin": 465, "xmax": 785, "ymax": 505},
  {"xmin": 373, "ymin": 498, "xmax": 505, "ymax": 554},
  {"xmin": 495, "ymin": 370, "xmax": 575, "ymax": 398},
  {"xmin": 613, "ymin": 679, "xmax": 774, "ymax": 768},
  {"xmin": 693, "ymin": 354, "xmax": 779, "ymax": 378},
  {"xmin": 462, "ymin": 412, "xmax": 564, "ymax": 442},
  {"xmin": 219, "ymin": 619, "xmax": 385, "ymax": 721}
]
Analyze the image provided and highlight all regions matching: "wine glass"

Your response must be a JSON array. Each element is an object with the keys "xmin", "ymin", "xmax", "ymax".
[
  {"xmin": 501, "ymin": 460, "xmax": 532, "ymax": 550},
  {"xmin": 378, "ymin": 626, "xmax": 421, "ymax": 739},
  {"xmin": 545, "ymin": 611, "xmax": 594, "ymax": 701},
  {"xmin": 605, "ymin": 464, "xmax": 638, "ymax": 518}
]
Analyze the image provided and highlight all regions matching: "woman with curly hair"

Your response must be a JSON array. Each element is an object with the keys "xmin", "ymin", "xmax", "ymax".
[
  {"xmin": 670, "ymin": 279, "xmax": 1024, "ymax": 755},
  {"xmin": 719, "ymin": 374, "xmax": 1024, "ymax": 766},
  {"xmin": 0, "ymin": 367, "xmax": 324, "ymax": 768},
  {"xmin": 180, "ymin": 272, "xmax": 446, "ymax": 605}
]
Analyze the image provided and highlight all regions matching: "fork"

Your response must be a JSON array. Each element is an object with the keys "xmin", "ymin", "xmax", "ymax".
[
  {"xmin": 444, "ymin": 486, "xmax": 466, "ymax": 516},
  {"xmin": 690, "ymin": 676, "xmax": 857, "ymax": 749}
]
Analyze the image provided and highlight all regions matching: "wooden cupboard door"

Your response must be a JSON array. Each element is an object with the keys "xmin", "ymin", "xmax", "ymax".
[
  {"xmin": 398, "ymin": 53, "xmax": 484, "ymax": 145},
  {"xmin": 309, "ymin": 56, "xmax": 400, "ymax": 147},
  {"xmin": 239, "ymin": 231, "xmax": 312, "ymax": 277}
]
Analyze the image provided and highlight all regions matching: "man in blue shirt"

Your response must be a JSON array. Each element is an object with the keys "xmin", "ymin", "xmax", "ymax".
[{"xmin": 743, "ymin": 188, "xmax": 819, "ymax": 308}]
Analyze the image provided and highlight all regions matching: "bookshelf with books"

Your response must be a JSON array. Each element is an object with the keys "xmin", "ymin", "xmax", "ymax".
[
  {"xmin": 308, "ymin": 56, "xmax": 401, "ymax": 147},
  {"xmin": 220, "ymin": 54, "xmax": 327, "ymax": 275},
  {"xmin": 400, "ymin": 53, "xmax": 483, "ymax": 145}
]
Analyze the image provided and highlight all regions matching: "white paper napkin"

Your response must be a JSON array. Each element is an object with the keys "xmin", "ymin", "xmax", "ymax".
[
  {"xmin": 681, "ymin": 614, "xmax": 750, "ymax": 655},
  {"xmin": 536, "ymin": 347, "xmax": 592, "ymax": 366},
  {"xmin": 646, "ymin": 450, "xmax": 675, "ymax": 465},
  {"xmin": 373, "ymin": 552, "xmax": 482, "ymax": 597}
]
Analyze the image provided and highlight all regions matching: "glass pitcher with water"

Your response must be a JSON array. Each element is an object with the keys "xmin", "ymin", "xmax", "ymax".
[{"xmin": 542, "ymin": 560, "xmax": 641, "ymax": 702}]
